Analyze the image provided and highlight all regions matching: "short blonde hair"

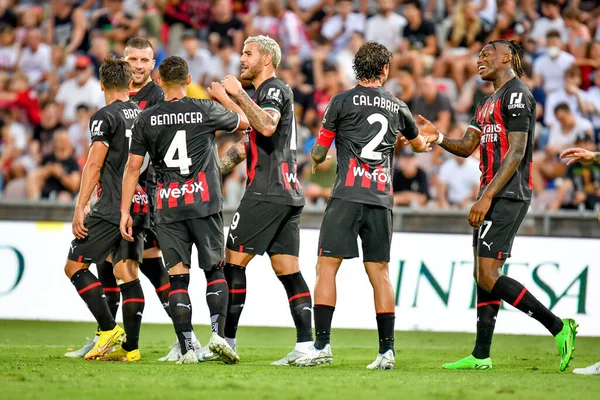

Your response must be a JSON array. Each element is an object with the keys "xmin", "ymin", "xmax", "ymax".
[{"xmin": 244, "ymin": 35, "xmax": 282, "ymax": 69}]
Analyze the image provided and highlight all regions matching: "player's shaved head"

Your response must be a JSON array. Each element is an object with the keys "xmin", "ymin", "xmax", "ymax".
[
  {"xmin": 158, "ymin": 56, "xmax": 189, "ymax": 86},
  {"xmin": 124, "ymin": 36, "xmax": 154, "ymax": 58},
  {"xmin": 99, "ymin": 57, "xmax": 132, "ymax": 90}
]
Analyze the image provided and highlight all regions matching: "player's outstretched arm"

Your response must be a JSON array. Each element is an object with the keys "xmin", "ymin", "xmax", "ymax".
[
  {"xmin": 221, "ymin": 75, "xmax": 280, "ymax": 137},
  {"xmin": 120, "ymin": 154, "xmax": 144, "ymax": 242},
  {"xmin": 72, "ymin": 142, "xmax": 109, "ymax": 239},
  {"xmin": 220, "ymin": 140, "xmax": 247, "ymax": 175},
  {"xmin": 468, "ymin": 131, "xmax": 527, "ymax": 228},
  {"xmin": 208, "ymin": 82, "xmax": 250, "ymax": 131},
  {"xmin": 560, "ymin": 148, "xmax": 600, "ymax": 165},
  {"xmin": 417, "ymin": 115, "xmax": 480, "ymax": 158}
]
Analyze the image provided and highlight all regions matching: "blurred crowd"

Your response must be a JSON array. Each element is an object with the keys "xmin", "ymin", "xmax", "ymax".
[{"xmin": 1, "ymin": 0, "xmax": 600, "ymax": 212}]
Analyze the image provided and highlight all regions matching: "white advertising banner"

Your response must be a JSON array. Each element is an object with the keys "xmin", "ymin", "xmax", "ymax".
[{"xmin": 0, "ymin": 221, "xmax": 598, "ymax": 336}]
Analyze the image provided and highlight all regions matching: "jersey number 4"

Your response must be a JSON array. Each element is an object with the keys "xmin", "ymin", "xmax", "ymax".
[
  {"xmin": 360, "ymin": 113, "xmax": 388, "ymax": 161},
  {"xmin": 165, "ymin": 130, "xmax": 193, "ymax": 174}
]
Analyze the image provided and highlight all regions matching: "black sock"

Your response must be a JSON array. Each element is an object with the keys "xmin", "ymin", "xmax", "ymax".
[
  {"xmin": 70, "ymin": 269, "xmax": 115, "ymax": 331},
  {"xmin": 472, "ymin": 285, "xmax": 500, "ymax": 359},
  {"xmin": 314, "ymin": 304, "xmax": 335, "ymax": 350},
  {"xmin": 120, "ymin": 279, "xmax": 144, "ymax": 351},
  {"xmin": 169, "ymin": 274, "xmax": 194, "ymax": 351},
  {"xmin": 492, "ymin": 275, "xmax": 564, "ymax": 336},
  {"xmin": 97, "ymin": 261, "xmax": 120, "ymax": 320},
  {"xmin": 205, "ymin": 265, "xmax": 228, "ymax": 337},
  {"xmin": 140, "ymin": 257, "xmax": 171, "ymax": 318},
  {"xmin": 376, "ymin": 313, "xmax": 395, "ymax": 354},
  {"xmin": 224, "ymin": 263, "xmax": 246, "ymax": 339},
  {"xmin": 278, "ymin": 272, "xmax": 313, "ymax": 343}
]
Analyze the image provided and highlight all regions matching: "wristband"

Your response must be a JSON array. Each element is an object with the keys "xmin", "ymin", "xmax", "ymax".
[{"xmin": 435, "ymin": 131, "xmax": 444, "ymax": 145}]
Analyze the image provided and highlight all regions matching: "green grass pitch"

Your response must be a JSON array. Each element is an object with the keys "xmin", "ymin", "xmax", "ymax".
[{"xmin": 1, "ymin": 320, "xmax": 599, "ymax": 400}]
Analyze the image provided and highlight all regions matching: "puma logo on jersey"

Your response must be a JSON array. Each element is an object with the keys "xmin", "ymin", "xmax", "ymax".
[
  {"xmin": 482, "ymin": 241, "xmax": 493, "ymax": 251},
  {"xmin": 229, "ymin": 233, "xmax": 237, "ymax": 243},
  {"xmin": 70, "ymin": 244, "xmax": 77, "ymax": 254}
]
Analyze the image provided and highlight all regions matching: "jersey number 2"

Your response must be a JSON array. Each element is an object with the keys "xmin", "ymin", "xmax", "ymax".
[
  {"xmin": 360, "ymin": 113, "xmax": 388, "ymax": 161},
  {"xmin": 165, "ymin": 130, "xmax": 192, "ymax": 174}
]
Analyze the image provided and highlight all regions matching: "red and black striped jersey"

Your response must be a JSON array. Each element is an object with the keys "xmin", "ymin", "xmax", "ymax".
[
  {"xmin": 88, "ymin": 100, "xmax": 149, "ymax": 227},
  {"xmin": 130, "ymin": 97, "xmax": 240, "ymax": 224},
  {"xmin": 130, "ymin": 80, "xmax": 164, "ymax": 110},
  {"xmin": 317, "ymin": 85, "xmax": 419, "ymax": 210},
  {"xmin": 244, "ymin": 77, "xmax": 305, "ymax": 207},
  {"xmin": 470, "ymin": 77, "xmax": 535, "ymax": 202}
]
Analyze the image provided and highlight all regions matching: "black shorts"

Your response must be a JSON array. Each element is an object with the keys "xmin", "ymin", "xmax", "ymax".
[
  {"xmin": 226, "ymin": 198, "xmax": 302, "ymax": 257},
  {"xmin": 318, "ymin": 198, "xmax": 392, "ymax": 262},
  {"xmin": 143, "ymin": 227, "xmax": 159, "ymax": 250},
  {"xmin": 68, "ymin": 215, "xmax": 144, "ymax": 265},
  {"xmin": 156, "ymin": 212, "xmax": 224, "ymax": 271},
  {"xmin": 472, "ymin": 197, "xmax": 529, "ymax": 260}
]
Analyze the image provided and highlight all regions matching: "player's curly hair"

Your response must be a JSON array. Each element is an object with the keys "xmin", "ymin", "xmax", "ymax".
[
  {"xmin": 158, "ymin": 56, "xmax": 189, "ymax": 86},
  {"xmin": 99, "ymin": 56, "xmax": 132, "ymax": 90},
  {"xmin": 489, "ymin": 39, "xmax": 524, "ymax": 77},
  {"xmin": 352, "ymin": 41, "xmax": 392, "ymax": 83}
]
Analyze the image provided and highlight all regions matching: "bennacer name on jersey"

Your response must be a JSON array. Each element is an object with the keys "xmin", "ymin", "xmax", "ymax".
[
  {"xmin": 352, "ymin": 94, "xmax": 400, "ymax": 113},
  {"xmin": 150, "ymin": 112, "xmax": 204, "ymax": 126}
]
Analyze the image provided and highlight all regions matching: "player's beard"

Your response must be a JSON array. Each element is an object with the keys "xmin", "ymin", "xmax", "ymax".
[
  {"xmin": 132, "ymin": 69, "xmax": 151, "ymax": 88},
  {"xmin": 241, "ymin": 61, "xmax": 262, "ymax": 81}
]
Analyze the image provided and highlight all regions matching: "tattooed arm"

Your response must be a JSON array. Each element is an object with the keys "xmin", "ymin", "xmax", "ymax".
[
  {"xmin": 468, "ymin": 131, "xmax": 527, "ymax": 228},
  {"xmin": 417, "ymin": 115, "xmax": 480, "ymax": 157},
  {"xmin": 231, "ymin": 89, "xmax": 280, "ymax": 137},
  {"xmin": 311, "ymin": 143, "xmax": 329, "ymax": 165},
  {"xmin": 560, "ymin": 147, "xmax": 600, "ymax": 165},
  {"xmin": 220, "ymin": 139, "xmax": 247, "ymax": 175},
  {"xmin": 481, "ymin": 131, "xmax": 527, "ymax": 200}
]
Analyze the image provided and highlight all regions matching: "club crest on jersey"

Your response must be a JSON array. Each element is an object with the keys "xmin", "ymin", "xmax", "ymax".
[{"xmin": 508, "ymin": 92, "xmax": 525, "ymax": 110}]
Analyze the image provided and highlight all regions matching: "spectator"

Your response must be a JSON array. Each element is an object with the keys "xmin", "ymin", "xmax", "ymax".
[
  {"xmin": 88, "ymin": 35, "xmax": 112, "ymax": 78},
  {"xmin": 67, "ymin": 103, "xmax": 91, "ymax": 163},
  {"xmin": 0, "ymin": 72, "xmax": 41, "ymax": 126},
  {"xmin": 208, "ymin": 39, "xmax": 241, "ymax": 83},
  {"xmin": 18, "ymin": 28, "xmax": 52, "ymax": 86},
  {"xmin": 26, "ymin": 129, "xmax": 80, "ymax": 201},
  {"xmin": 393, "ymin": 151, "xmax": 429, "ymax": 207},
  {"xmin": 436, "ymin": 129, "xmax": 480, "ymax": 209},
  {"xmin": 549, "ymin": 132, "xmax": 600, "ymax": 211},
  {"xmin": 321, "ymin": 0, "xmax": 365, "ymax": 54},
  {"xmin": 208, "ymin": 0, "xmax": 245, "ymax": 54},
  {"xmin": 396, "ymin": 0, "xmax": 437, "ymax": 79},
  {"xmin": 178, "ymin": 33, "xmax": 211, "ymax": 86},
  {"xmin": 55, "ymin": 55, "xmax": 104, "ymax": 125},
  {"xmin": 92, "ymin": 0, "xmax": 140, "ymax": 55},
  {"xmin": 529, "ymin": 0, "xmax": 568, "ymax": 47},
  {"xmin": 433, "ymin": 1, "xmax": 487, "ymax": 90},
  {"xmin": 0, "ymin": 0, "xmax": 17, "ymax": 29},
  {"xmin": 247, "ymin": 0, "xmax": 280, "ymax": 38},
  {"xmin": 365, "ymin": 0, "xmax": 406, "ymax": 53},
  {"xmin": 288, "ymin": 0, "xmax": 327, "ymax": 24},
  {"xmin": 31, "ymin": 102, "xmax": 64, "ymax": 163},
  {"xmin": 1, "ymin": 109, "xmax": 32, "ymax": 187},
  {"xmin": 533, "ymin": 30, "xmax": 575, "ymax": 94},
  {"xmin": 277, "ymin": 59, "xmax": 314, "ymax": 126},
  {"xmin": 487, "ymin": 0, "xmax": 528, "ymax": 42},
  {"xmin": 162, "ymin": 0, "xmax": 212, "ymax": 55},
  {"xmin": 544, "ymin": 67, "xmax": 593, "ymax": 128},
  {"xmin": 472, "ymin": 0, "xmax": 497, "ymax": 31},
  {"xmin": 0, "ymin": 23, "xmax": 18, "ymax": 72},
  {"xmin": 586, "ymin": 68, "xmax": 600, "ymax": 140},
  {"xmin": 15, "ymin": 5, "xmax": 44, "ymax": 45},
  {"xmin": 336, "ymin": 31, "xmax": 364, "ymax": 89},
  {"xmin": 311, "ymin": 55, "xmax": 342, "ymax": 122},
  {"xmin": 411, "ymin": 75, "xmax": 453, "ymax": 134},
  {"xmin": 46, "ymin": 0, "xmax": 89, "ymax": 54},
  {"xmin": 563, "ymin": 8, "xmax": 591, "ymax": 59},
  {"xmin": 532, "ymin": 103, "xmax": 594, "ymax": 195},
  {"xmin": 265, "ymin": 0, "xmax": 312, "ymax": 59}
]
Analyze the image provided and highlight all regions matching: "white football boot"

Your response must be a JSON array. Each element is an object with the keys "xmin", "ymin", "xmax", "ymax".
[
  {"xmin": 573, "ymin": 362, "xmax": 600, "ymax": 375},
  {"xmin": 294, "ymin": 344, "xmax": 333, "ymax": 366},
  {"xmin": 366, "ymin": 350, "xmax": 395, "ymax": 370}
]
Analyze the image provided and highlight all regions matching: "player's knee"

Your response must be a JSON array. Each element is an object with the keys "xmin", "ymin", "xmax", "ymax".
[
  {"xmin": 476, "ymin": 271, "xmax": 497, "ymax": 292},
  {"xmin": 64, "ymin": 261, "xmax": 84, "ymax": 278},
  {"xmin": 205, "ymin": 264, "xmax": 225, "ymax": 281}
]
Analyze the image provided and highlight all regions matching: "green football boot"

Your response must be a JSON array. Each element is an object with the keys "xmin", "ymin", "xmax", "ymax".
[
  {"xmin": 555, "ymin": 318, "xmax": 578, "ymax": 372},
  {"xmin": 442, "ymin": 355, "xmax": 492, "ymax": 370}
]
